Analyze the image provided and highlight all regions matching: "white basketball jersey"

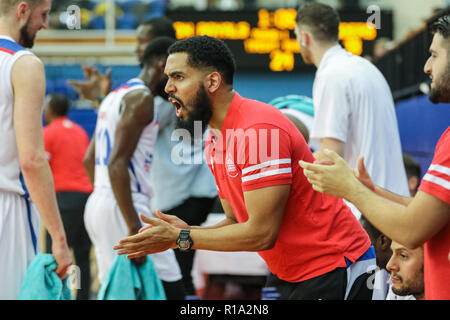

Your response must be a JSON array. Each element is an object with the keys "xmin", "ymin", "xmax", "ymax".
[
  {"xmin": 94, "ymin": 78, "xmax": 158, "ymax": 199},
  {"xmin": 0, "ymin": 36, "xmax": 33, "ymax": 195}
]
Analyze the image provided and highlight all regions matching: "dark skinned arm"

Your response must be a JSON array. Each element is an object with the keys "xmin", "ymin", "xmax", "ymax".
[
  {"xmin": 83, "ymin": 136, "xmax": 96, "ymax": 185},
  {"xmin": 107, "ymin": 89, "xmax": 154, "ymax": 257}
]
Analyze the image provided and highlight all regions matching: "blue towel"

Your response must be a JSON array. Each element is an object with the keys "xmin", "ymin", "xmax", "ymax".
[
  {"xmin": 18, "ymin": 253, "xmax": 73, "ymax": 300},
  {"xmin": 98, "ymin": 255, "xmax": 166, "ymax": 300}
]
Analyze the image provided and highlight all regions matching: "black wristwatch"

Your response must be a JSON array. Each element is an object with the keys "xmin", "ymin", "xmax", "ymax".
[{"xmin": 176, "ymin": 229, "xmax": 193, "ymax": 252}]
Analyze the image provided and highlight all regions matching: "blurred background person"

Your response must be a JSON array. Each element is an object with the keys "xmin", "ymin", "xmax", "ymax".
[
  {"xmin": 43, "ymin": 93, "xmax": 93, "ymax": 300},
  {"xmin": 403, "ymin": 153, "xmax": 422, "ymax": 197},
  {"xmin": 359, "ymin": 216, "xmax": 392, "ymax": 300}
]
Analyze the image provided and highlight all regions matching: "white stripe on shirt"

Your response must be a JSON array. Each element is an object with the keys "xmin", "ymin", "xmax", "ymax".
[
  {"xmin": 429, "ymin": 164, "xmax": 450, "ymax": 177},
  {"xmin": 242, "ymin": 168, "xmax": 292, "ymax": 183},
  {"xmin": 242, "ymin": 159, "xmax": 291, "ymax": 175},
  {"xmin": 423, "ymin": 173, "xmax": 450, "ymax": 190}
]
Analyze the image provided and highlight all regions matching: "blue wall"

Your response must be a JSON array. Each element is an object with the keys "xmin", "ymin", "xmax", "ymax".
[{"xmin": 395, "ymin": 95, "xmax": 450, "ymax": 178}]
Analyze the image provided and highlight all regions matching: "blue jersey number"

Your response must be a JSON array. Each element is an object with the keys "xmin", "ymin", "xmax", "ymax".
[{"xmin": 95, "ymin": 128, "xmax": 112, "ymax": 166}]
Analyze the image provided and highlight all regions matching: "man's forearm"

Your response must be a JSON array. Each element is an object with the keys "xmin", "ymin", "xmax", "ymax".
[
  {"xmin": 346, "ymin": 182, "xmax": 418, "ymax": 248},
  {"xmin": 190, "ymin": 220, "xmax": 275, "ymax": 252},
  {"xmin": 21, "ymin": 156, "xmax": 66, "ymax": 242},
  {"xmin": 108, "ymin": 161, "xmax": 141, "ymax": 232},
  {"xmin": 373, "ymin": 186, "xmax": 413, "ymax": 206}
]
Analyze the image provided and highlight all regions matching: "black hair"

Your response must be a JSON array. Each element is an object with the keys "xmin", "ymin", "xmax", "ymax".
[
  {"xmin": 431, "ymin": 15, "xmax": 450, "ymax": 38},
  {"xmin": 168, "ymin": 36, "xmax": 236, "ymax": 85},
  {"xmin": 47, "ymin": 94, "xmax": 70, "ymax": 117},
  {"xmin": 359, "ymin": 216, "xmax": 382, "ymax": 241},
  {"xmin": 141, "ymin": 36, "xmax": 176, "ymax": 68},
  {"xmin": 141, "ymin": 16, "xmax": 176, "ymax": 39},
  {"xmin": 296, "ymin": 2, "xmax": 340, "ymax": 42},
  {"xmin": 403, "ymin": 154, "xmax": 421, "ymax": 180}
]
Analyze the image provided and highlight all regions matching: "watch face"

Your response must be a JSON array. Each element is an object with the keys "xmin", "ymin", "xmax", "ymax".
[
  {"xmin": 177, "ymin": 229, "xmax": 192, "ymax": 251},
  {"xmin": 179, "ymin": 240, "xmax": 190, "ymax": 249}
]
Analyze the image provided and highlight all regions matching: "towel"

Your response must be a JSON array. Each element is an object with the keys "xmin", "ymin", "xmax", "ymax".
[
  {"xmin": 98, "ymin": 255, "xmax": 166, "ymax": 300},
  {"xmin": 18, "ymin": 253, "xmax": 73, "ymax": 300}
]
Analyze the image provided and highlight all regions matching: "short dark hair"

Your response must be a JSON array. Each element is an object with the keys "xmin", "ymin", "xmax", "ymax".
[
  {"xmin": 168, "ymin": 36, "xmax": 236, "ymax": 85},
  {"xmin": 141, "ymin": 17, "xmax": 176, "ymax": 39},
  {"xmin": 47, "ymin": 94, "xmax": 70, "ymax": 117},
  {"xmin": 359, "ymin": 216, "xmax": 382, "ymax": 241},
  {"xmin": 296, "ymin": 2, "xmax": 340, "ymax": 42},
  {"xmin": 431, "ymin": 15, "xmax": 450, "ymax": 38},
  {"xmin": 403, "ymin": 154, "xmax": 421, "ymax": 179},
  {"xmin": 141, "ymin": 36, "xmax": 176, "ymax": 68}
]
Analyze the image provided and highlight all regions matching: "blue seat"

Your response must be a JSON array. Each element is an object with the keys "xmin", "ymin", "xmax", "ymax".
[
  {"xmin": 117, "ymin": 13, "xmax": 137, "ymax": 29},
  {"xmin": 90, "ymin": 15, "xmax": 105, "ymax": 29},
  {"xmin": 118, "ymin": 0, "xmax": 140, "ymax": 13},
  {"xmin": 146, "ymin": 0, "xmax": 166, "ymax": 20}
]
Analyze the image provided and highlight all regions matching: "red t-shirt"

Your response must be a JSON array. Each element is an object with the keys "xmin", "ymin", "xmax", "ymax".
[
  {"xmin": 205, "ymin": 92, "xmax": 371, "ymax": 283},
  {"xmin": 418, "ymin": 126, "xmax": 450, "ymax": 300},
  {"xmin": 43, "ymin": 117, "xmax": 93, "ymax": 193}
]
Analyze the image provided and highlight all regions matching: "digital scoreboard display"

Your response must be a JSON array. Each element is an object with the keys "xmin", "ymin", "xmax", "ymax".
[{"xmin": 167, "ymin": 8, "xmax": 393, "ymax": 72}]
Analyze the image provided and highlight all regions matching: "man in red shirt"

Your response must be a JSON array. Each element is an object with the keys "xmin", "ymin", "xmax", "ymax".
[
  {"xmin": 43, "ymin": 94, "xmax": 93, "ymax": 300},
  {"xmin": 114, "ymin": 36, "xmax": 375, "ymax": 299},
  {"xmin": 300, "ymin": 16, "xmax": 450, "ymax": 299}
]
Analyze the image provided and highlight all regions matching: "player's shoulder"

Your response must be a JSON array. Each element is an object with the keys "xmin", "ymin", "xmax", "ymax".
[
  {"xmin": 237, "ymin": 97, "xmax": 290, "ymax": 129},
  {"xmin": 12, "ymin": 53, "xmax": 43, "ymax": 73}
]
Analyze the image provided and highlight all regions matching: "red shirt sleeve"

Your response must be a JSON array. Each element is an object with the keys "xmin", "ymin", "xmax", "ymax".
[
  {"xmin": 419, "ymin": 128, "xmax": 450, "ymax": 205},
  {"xmin": 234, "ymin": 124, "xmax": 293, "ymax": 192}
]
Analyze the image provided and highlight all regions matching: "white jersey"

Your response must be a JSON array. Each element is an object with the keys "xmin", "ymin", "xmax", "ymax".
[
  {"xmin": 94, "ymin": 78, "xmax": 158, "ymax": 199},
  {"xmin": 0, "ymin": 36, "xmax": 33, "ymax": 195}
]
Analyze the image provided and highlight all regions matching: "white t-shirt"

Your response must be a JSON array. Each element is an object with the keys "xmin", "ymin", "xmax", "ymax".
[{"xmin": 311, "ymin": 45, "xmax": 409, "ymax": 218}]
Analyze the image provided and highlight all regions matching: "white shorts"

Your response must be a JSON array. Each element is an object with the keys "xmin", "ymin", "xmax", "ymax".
[
  {"xmin": 84, "ymin": 188, "xmax": 182, "ymax": 283},
  {"xmin": 0, "ymin": 192, "xmax": 40, "ymax": 299}
]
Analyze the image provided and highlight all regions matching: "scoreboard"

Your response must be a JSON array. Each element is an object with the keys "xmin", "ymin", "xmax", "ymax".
[{"xmin": 167, "ymin": 8, "xmax": 393, "ymax": 72}]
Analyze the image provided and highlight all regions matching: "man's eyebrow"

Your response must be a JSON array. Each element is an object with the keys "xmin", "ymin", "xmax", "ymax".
[{"xmin": 168, "ymin": 71, "xmax": 185, "ymax": 77}]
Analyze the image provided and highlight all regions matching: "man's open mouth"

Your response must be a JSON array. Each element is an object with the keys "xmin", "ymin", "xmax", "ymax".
[{"xmin": 169, "ymin": 97, "xmax": 183, "ymax": 117}]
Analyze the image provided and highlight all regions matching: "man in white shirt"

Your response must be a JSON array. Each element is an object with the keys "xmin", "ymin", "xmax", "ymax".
[{"xmin": 294, "ymin": 2, "xmax": 409, "ymax": 218}]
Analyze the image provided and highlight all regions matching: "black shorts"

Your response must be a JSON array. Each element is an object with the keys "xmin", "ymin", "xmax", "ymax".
[{"xmin": 265, "ymin": 267, "xmax": 375, "ymax": 300}]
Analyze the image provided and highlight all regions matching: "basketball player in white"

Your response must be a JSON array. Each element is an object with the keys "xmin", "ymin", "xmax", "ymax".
[
  {"xmin": 0, "ymin": 0, "xmax": 72, "ymax": 299},
  {"xmin": 83, "ymin": 37, "xmax": 185, "ymax": 299}
]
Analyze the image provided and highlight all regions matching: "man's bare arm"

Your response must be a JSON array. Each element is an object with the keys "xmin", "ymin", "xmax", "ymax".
[
  {"xmin": 12, "ymin": 55, "xmax": 72, "ymax": 277},
  {"xmin": 108, "ymin": 90, "xmax": 153, "ymax": 236},
  {"xmin": 114, "ymin": 184, "xmax": 290, "ymax": 257},
  {"xmin": 300, "ymin": 149, "xmax": 449, "ymax": 249},
  {"xmin": 314, "ymin": 137, "xmax": 345, "ymax": 161},
  {"xmin": 83, "ymin": 136, "xmax": 96, "ymax": 185}
]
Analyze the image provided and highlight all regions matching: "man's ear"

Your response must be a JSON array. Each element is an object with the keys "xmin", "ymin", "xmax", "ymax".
[
  {"xmin": 378, "ymin": 234, "xmax": 392, "ymax": 251},
  {"xmin": 157, "ymin": 59, "xmax": 166, "ymax": 72},
  {"xmin": 301, "ymin": 31, "xmax": 311, "ymax": 47},
  {"xmin": 205, "ymin": 72, "xmax": 222, "ymax": 94},
  {"xmin": 16, "ymin": 1, "xmax": 32, "ymax": 24}
]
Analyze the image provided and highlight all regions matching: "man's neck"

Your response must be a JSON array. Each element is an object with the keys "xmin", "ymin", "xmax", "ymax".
[
  {"xmin": 0, "ymin": 20, "xmax": 19, "ymax": 43},
  {"xmin": 208, "ymin": 89, "xmax": 235, "ymax": 131},
  {"xmin": 313, "ymin": 41, "xmax": 339, "ymax": 68}
]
